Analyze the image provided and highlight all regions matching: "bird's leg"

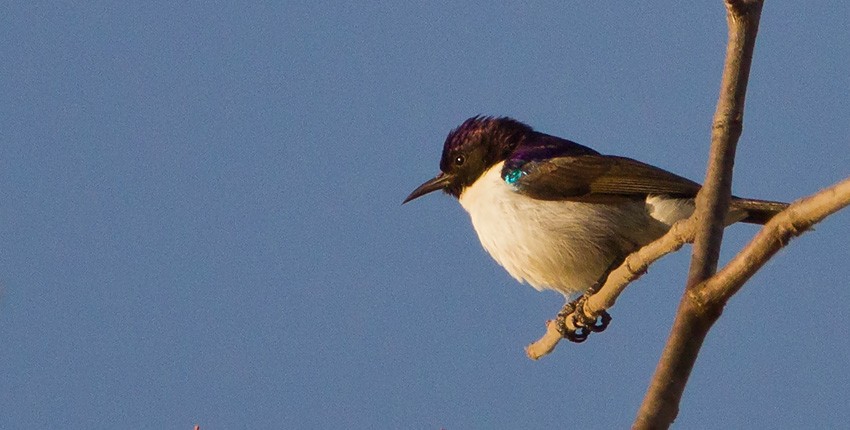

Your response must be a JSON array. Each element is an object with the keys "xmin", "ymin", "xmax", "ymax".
[
  {"xmin": 555, "ymin": 301, "xmax": 585, "ymax": 342},
  {"xmin": 555, "ymin": 257, "xmax": 622, "ymax": 342},
  {"xmin": 554, "ymin": 293, "xmax": 611, "ymax": 343}
]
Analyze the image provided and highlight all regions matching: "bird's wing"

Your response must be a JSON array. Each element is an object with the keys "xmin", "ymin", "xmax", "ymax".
[{"xmin": 503, "ymin": 155, "xmax": 702, "ymax": 201}]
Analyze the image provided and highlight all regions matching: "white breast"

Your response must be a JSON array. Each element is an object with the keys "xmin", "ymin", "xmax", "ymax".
[{"xmin": 458, "ymin": 162, "xmax": 678, "ymax": 296}]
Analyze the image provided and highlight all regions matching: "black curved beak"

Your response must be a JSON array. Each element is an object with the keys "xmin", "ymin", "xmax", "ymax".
[{"xmin": 403, "ymin": 173, "xmax": 452, "ymax": 204}]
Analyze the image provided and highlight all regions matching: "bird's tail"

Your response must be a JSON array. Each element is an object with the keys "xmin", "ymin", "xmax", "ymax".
[{"xmin": 731, "ymin": 197, "xmax": 789, "ymax": 225}]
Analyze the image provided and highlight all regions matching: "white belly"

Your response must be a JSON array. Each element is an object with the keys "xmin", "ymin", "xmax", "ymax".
[{"xmin": 458, "ymin": 162, "xmax": 684, "ymax": 296}]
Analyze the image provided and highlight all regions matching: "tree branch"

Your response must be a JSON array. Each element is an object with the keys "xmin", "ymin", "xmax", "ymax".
[
  {"xmin": 530, "ymin": 0, "xmax": 767, "ymax": 366},
  {"xmin": 525, "ymin": 176, "xmax": 850, "ymax": 360},
  {"xmin": 634, "ymin": 1, "xmax": 764, "ymax": 428},
  {"xmin": 527, "ymin": 1, "xmax": 846, "ymax": 427},
  {"xmin": 634, "ymin": 0, "xmax": 762, "ymax": 429},
  {"xmin": 698, "ymin": 177, "xmax": 850, "ymax": 305}
]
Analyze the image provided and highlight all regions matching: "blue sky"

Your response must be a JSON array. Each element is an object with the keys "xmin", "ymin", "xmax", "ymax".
[{"xmin": 2, "ymin": 2, "xmax": 849, "ymax": 428}]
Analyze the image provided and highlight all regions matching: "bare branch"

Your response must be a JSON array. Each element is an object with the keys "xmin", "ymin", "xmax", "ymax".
[
  {"xmin": 584, "ymin": 220, "xmax": 696, "ymax": 318},
  {"xmin": 525, "ymin": 319, "xmax": 562, "ymax": 360},
  {"xmin": 526, "ymin": 175, "xmax": 850, "ymax": 361},
  {"xmin": 699, "ymin": 177, "xmax": 850, "ymax": 305},
  {"xmin": 527, "ymin": 181, "xmax": 850, "ymax": 356},
  {"xmin": 634, "ymin": 1, "xmax": 764, "ymax": 428}
]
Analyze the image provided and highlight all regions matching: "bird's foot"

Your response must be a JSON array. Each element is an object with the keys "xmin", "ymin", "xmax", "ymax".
[{"xmin": 555, "ymin": 294, "xmax": 612, "ymax": 343}]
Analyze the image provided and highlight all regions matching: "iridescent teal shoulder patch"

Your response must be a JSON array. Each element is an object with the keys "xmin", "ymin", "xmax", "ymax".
[{"xmin": 504, "ymin": 169, "xmax": 524, "ymax": 184}]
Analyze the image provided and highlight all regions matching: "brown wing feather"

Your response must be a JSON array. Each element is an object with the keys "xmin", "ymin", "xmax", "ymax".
[{"xmin": 515, "ymin": 155, "xmax": 701, "ymax": 201}]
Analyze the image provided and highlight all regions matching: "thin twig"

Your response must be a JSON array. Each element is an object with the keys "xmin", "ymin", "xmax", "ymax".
[
  {"xmin": 525, "ymin": 320, "xmax": 562, "ymax": 359},
  {"xmin": 584, "ymin": 219, "xmax": 696, "ymax": 317}
]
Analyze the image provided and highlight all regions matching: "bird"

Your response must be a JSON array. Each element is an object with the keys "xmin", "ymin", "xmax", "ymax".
[{"xmin": 403, "ymin": 116, "xmax": 788, "ymax": 341}]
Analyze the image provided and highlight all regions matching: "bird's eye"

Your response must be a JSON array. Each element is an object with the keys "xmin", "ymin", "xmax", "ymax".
[{"xmin": 454, "ymin": 154, "xmax": 465, "ymax": 166}]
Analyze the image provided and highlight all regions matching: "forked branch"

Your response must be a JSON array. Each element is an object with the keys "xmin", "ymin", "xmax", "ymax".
[
  {"xmin": 698, "ymin": 177, "xmax": 850, "ymax": 306},
  {"xmin": 526, "ymin": 176, "xmax": 850, "ymax": 360}
]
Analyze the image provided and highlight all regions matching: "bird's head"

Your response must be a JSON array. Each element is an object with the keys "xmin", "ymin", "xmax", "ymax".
[{"xmin": 403, "ymin": 116, "xmax": 532, "ymax": 203}]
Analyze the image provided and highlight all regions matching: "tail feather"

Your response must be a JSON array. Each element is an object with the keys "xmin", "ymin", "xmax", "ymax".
[{"xmin": 731, "ymin": 197, "xmax": 789, "ymax": 225}]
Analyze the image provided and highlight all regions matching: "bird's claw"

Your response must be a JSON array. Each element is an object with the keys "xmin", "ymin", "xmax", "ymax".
[{"xmin": 555, "ymin": 295, "xmax": 612, "ymax": 343}]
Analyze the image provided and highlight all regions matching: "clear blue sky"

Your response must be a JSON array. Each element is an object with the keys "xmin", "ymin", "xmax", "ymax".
[{"xmin": 2, "ymin": 2, "xmax": 849, "ymax": 428}]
